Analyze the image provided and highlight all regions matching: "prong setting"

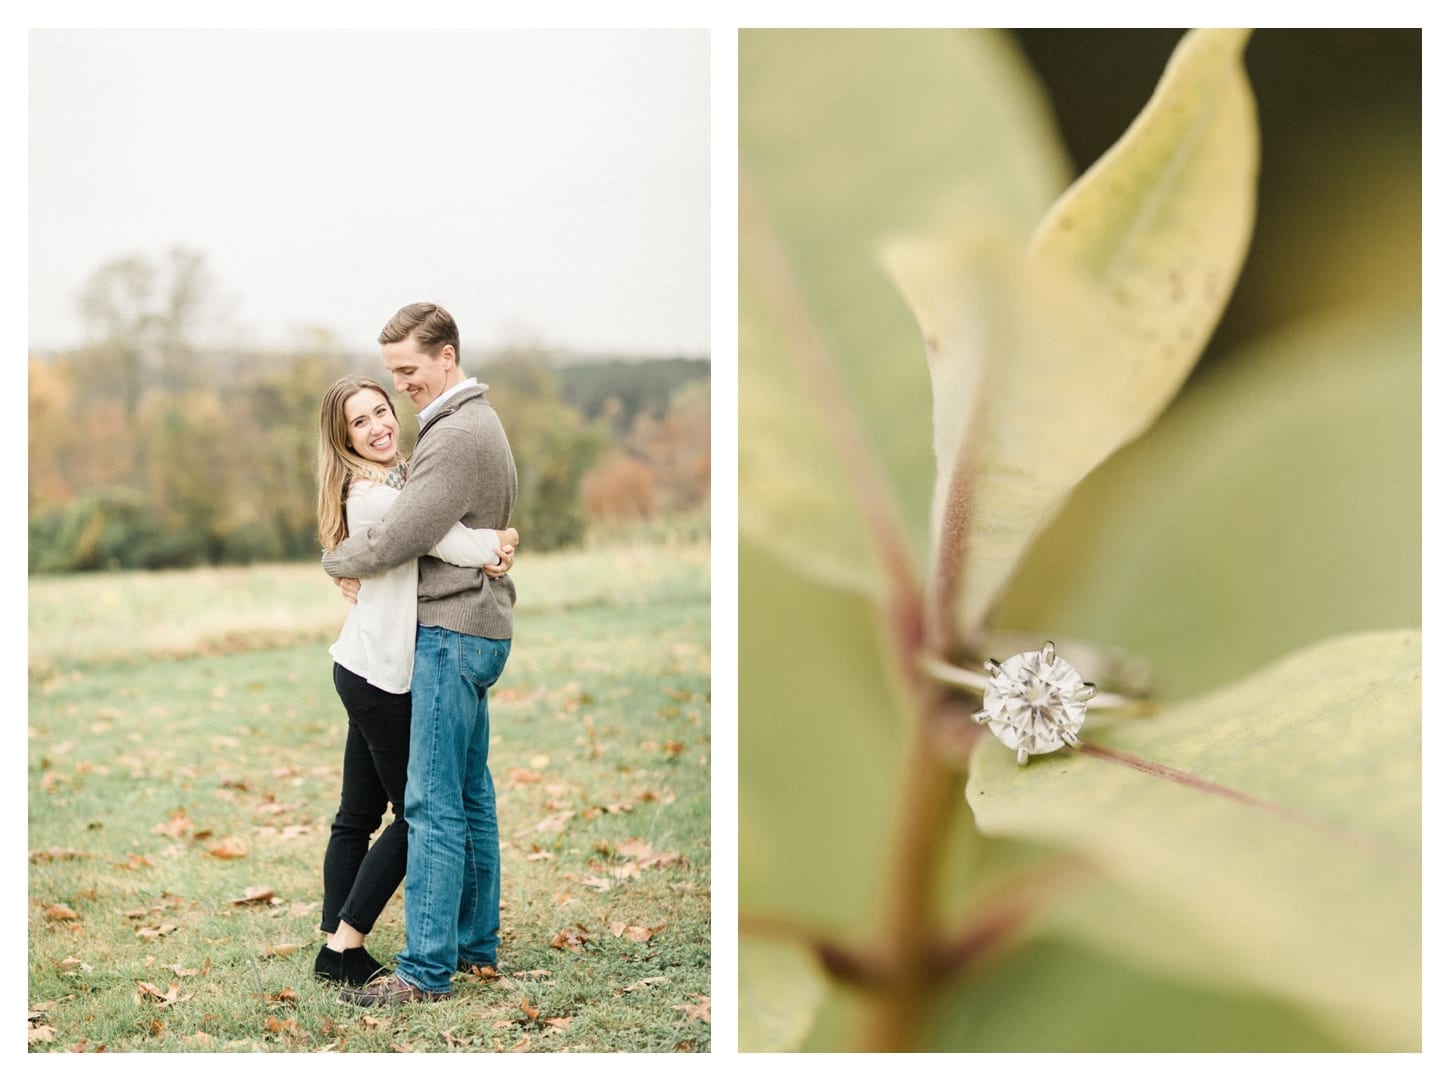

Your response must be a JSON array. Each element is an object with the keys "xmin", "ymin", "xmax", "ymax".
[{"xmin": 974, "ymin": 644, "xmax": 1092, "ymax": 765}]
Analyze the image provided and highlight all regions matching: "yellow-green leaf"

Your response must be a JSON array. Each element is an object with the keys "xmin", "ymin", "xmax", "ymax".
[
  {"xmin": 930, "ymin": 936, "xmax": 1344, "ymax": 1051},
  {"xmin": 739, "ymin": 937, "xmax": 829, "ymax": 1052},
  {"xmin": 889, "ymin": 29, "xmax": 1258, "ymax": 641},
  {"xmin": 740, "ymin": 30, "xmax": 1070, "ymax": 595},
  {"xmin": 997, "ymin": 304, "xmax": 1420, "ymax": 700},
  {"xmin": 967, "ymin": 630, "xmax": 1420, "ymax": 1050}
]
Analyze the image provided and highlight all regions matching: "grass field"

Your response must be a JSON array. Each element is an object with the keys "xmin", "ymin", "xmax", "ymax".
[{"xmin": 28, "ymin": 538, "xmax": 710, "ymax": 1053}]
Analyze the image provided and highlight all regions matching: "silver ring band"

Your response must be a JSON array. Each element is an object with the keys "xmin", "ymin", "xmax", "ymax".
[{"xmin": 920, "ymin": 634, "xmax": 1152, "ymax": 711}]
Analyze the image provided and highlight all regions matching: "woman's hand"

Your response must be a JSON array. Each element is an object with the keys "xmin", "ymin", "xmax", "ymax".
[
  {"xmin": 484, "ymin": 527, "xmax": 519, "ymax": 577},
  {"xmin": 485, "ymin": 543, "xmax": 515, "ymax": 578}
]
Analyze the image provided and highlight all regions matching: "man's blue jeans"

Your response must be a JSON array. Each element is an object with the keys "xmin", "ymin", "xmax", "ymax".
[{"xmin": 394, "ymin": 624, "xmax": 510, "ymax": 994}]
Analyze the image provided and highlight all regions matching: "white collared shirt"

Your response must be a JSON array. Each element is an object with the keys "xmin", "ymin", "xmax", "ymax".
[{"xmin": 417, "ymin": 376, "xmax": 482, "ymax": 427}]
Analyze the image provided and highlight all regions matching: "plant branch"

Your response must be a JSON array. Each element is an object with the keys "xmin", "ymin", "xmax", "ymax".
[
  {"xmin": 738, "ymin": 913, "xmax": 885, "ymax": 990},
  {"xmin": 861, "ymin": 692, "xmax": 965, "ymax": 1052},
  {"xmin": 928, "ymin": 856, "xmax": 1091, "ymax": 981}
]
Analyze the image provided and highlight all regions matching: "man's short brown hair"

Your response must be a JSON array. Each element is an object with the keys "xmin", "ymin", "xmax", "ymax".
[{"xmin": 378, "ymin": 302, "xmax": 460, "ymax": 360}]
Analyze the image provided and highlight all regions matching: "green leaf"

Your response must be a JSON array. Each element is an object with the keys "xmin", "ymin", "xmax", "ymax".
[
  {"xmin": 996, "ymin": 305, "xmax": 1421, "ymax": 699},
  {"xmin": 738, "ymin": 537, "xmax": 907, "ymax": 930},
  {"xmin": 966, "ymin": 629, "xmax": 1421, "ymax": 1050},
  {"xmin": 929, "ymin": 936, "xmax": 1345, "ymax": 1051},
  {"xmin": 739, "ymin": 29, "xmax": 1070, "ymax": 594},
  {"xmin": 738, "ymin": 937, "xmax": 830, "ymax": 1052},
  {"xmin": 887, "ymin": 28, "xmax": 1258, "ymax": 640}
]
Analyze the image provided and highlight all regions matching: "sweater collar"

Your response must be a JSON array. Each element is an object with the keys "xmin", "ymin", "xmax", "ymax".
[{"xmin": 417, "ymin": 377, "xmax": 480, "ymax": 427}]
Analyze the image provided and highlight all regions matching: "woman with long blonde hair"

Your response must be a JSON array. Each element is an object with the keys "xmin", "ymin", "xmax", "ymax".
[{"xmin": 313, "ymin": 375, "xmax": 516, "ymax": 986}]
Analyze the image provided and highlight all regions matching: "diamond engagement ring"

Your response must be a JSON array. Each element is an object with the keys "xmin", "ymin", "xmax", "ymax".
[{"xmin": 920, "ymin": 636, "xmax": 1153, "ymax": 765}]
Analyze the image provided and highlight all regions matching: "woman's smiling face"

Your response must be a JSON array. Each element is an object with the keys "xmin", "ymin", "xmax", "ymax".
[{"xmin": 343, "ymin": 387, "xmax": 401, "ymax": 466}]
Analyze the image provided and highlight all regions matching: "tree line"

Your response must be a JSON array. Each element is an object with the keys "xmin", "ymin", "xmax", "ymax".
[{"xmin": 28, "ymin": 249, "xmax": 709, "ymax": 574}]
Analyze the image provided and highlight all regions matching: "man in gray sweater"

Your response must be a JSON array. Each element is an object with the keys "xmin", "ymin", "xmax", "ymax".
[{"xmin": 324, "ymin": 302, "xmax": 517, "ymax": 1005}]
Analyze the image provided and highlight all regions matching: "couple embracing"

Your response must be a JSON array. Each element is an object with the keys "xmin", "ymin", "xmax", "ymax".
[{"xmin": 312, "ymin": 302, "xmax": 518, "ymax": 1006}]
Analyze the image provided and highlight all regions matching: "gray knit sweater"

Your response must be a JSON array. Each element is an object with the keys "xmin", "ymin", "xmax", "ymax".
[{"xmin": 322, "ymin": 383, "xmax": 517, "ymax": 640}]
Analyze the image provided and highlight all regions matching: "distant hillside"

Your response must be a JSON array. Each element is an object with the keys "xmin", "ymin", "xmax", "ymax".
[{"xmin": 554, "ymin": 356, "xmax": 710, "ymax": 434}]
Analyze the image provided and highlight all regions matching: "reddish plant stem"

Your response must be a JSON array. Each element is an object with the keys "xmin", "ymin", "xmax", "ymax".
[
  {"xmin": 742, "ymin": 170, "xmax": 1003, "ymax": 1050},
  {"xmin": 737, "ymin": 914, "xmax": 884, "ymax": 989},
  {"xmin": 861, "ymin": 687, "xmax": 965, "ymax": 1052}
]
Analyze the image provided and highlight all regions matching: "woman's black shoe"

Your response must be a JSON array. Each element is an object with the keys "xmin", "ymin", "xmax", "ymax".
[{"xmin": 314, "ymin": 944, "xmax": 390, "ymax": 987}]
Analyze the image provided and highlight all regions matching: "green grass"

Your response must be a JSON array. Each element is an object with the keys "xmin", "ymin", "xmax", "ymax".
[{"xmin": 28, "ymin": 540, "xmax": 710, "ymax": 1053}]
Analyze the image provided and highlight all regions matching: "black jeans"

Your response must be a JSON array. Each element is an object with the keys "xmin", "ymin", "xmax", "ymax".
[{"xmin": 320, "ymin": 663, "xmax": 411, "ymax": 935}]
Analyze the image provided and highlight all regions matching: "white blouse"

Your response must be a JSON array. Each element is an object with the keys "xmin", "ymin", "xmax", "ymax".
[{"xmin": 328, "ymin": 479, "xmax": 502, "ymax": 693}]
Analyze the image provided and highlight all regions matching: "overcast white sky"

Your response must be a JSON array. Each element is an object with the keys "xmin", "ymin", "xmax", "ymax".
[{"xmin": 28, "ymin": 28, "xmax": 710, "ymax": 357}]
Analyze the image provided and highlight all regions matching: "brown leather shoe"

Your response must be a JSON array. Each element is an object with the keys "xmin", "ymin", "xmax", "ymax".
[{"xmin": 338, "ymin": 971, "xmax": 449, "ymax": 1006}]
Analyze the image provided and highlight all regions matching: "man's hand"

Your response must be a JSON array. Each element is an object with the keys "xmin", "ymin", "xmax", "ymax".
[{"xmin": 336, "ymin": 577, "xmax": 361, "ymax": 605}]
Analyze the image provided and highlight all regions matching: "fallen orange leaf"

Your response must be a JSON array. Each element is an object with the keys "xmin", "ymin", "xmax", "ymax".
[
  {"xmin": 205, "ymin": 837, "xmax": 248, "ymax": 859},
  {"xmin": 671, "ymin": 994, "xmax": 710, "ymax": 1022},
  {"xmin": 152, "ymin": 810, "xmax": 195, "ymax": 838}
]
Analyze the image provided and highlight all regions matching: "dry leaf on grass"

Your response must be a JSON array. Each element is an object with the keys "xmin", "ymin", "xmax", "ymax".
[
  {"xmin": 550, "ymin": 925, "xmax": 591, "ymax": 951},
  {"xmin": 44, "ymin": 903, "xmax": 80, "ymax": 922},
  {"xmin": 29, "ymin": 847, "xmax": 90, "ymax": 862},
  {"xmin": 135, "ymin": 981, "xmax": 191, "ymax": 1007},
  {"xmin": 265, "ymin": 1016, "xmax": 303, "ymax": 1039},
  {"xmin": 609, "ymin": 922, "xmax": 659, "ymax": 943},
  {"xmin": 152, "ymin": 810, "xmax": 195, "ymax": 838},
  {"xmin": 230, "ymin": 886, "xmax": 275, "ymax": 906},
  {"xmin": 616, "ymin": 976, "xmax": 672, "ymax": 995},
  {"xmin": 533, "ymin": 811, "xmax": 575, "ymax": 834},
  {"xmin": 581, "ymin": 802, "xmax": 634, "ymax": 820},
  {"xmin": 671, "ymin": 994, "xmax": 710, "ymax": 1023}
]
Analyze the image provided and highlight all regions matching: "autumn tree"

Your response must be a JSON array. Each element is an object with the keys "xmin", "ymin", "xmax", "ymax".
[
  {"xmin": 580, "ymin": 378, "xmax": 710, "ymax": 523},
  {"xmin": 482, "ymin": 351, "xmax": 604, "ymax": 552}
]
